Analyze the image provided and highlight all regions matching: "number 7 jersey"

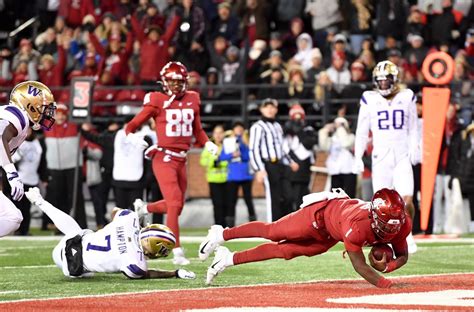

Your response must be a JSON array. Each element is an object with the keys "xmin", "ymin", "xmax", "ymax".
[
  {"xmin": 354, "ymin": 89, "xmax": 418, "ymax": 158},
  {"xmin": 125, "ymin": 90, "xmax": 209, "ymax": 151}
]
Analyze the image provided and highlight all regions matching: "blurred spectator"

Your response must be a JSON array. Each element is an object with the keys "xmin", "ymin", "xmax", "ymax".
[
  {"xmin": 259, "ymin": 49, "xmax": 286, "ymax": 82},
  {"xmin": 35, "ymin": 27, "xmax": 58, "ymax": 55},
  {"xmin": 457, "ymin": 123, "xmax": 474, "ymax": 233},
  {"xmin": 43, "ymin": 104, "xmax": 86, "ymax": 229},
  {"xmin": 0, "ymin": 46, "xmax": 13, "ymax": 87},
  {"xmin": 12, "ymin": 39, "xmax": 41, "ymax": 74},
  {"xmin": 207, "ymin": 35, "xmax": 228, "ymax": 70},
  {"xmin": 257, "ymin": 68, "xmax": 287, "ymax": 101},
  {"xmin": 112, "ymin": 122, "xmax": 150, "ymax": 210},
  {"xmin": 287, "ymin": 65, "xmax": 311, "ymax": 104},
  {"xmin": 305, "ymin": 48, "xmax": 323, "ymax": 84},
  {"xmin": 341, "ymin": 0, "xmax": 373, "ymax": 55},
  {"xmin": 274, "ymin": 0, "xmax": 305, "ymax": 33},
  {"xmin": 94, "ymin": 12, "xmax": 115, "ymax": 42},
  {"xmin": 236, "ymin": 0, "xmax": 271, "ymax": 43},
  {"xmin": 53, "ymin": 16, "xmax": 67, "ymax": 35},
  {"xmin": 59, "ymin": 0, "xmax": 116, "ymax": 28},
  {"xmin": 323, "ymin": 33, "xmax": 352, "ymax": 68},
  {"xmin": 221, "ymin": 45, "xmax": 243, "ymax": 101},
  {"xmin": 283, "ymin": 104, "xmax": 317, "ymax": 209},
  {"xmin": 114, "ymin": 0, "xmax": 137, "ymax": 21},
  {"xmin": 12, "ymin": 60, "xmax": 37, "ymax": 86},
  {"xmin": 201, "ymin": 67, "xmax": 222, "ymax": 117},
  {"xmin": 406, "ymin": 6, "xmax": 428, "ymax": 47},
  {"xmin": 80, "ymin": 121, "xmax": 121, "ymax": 231},
  {"xmin": 404, "ymin": 34, "xmax": 429, "ymax": 69},
  {"xmin": 374, "ymin": 0, "xmax": 406, "ymax": 50},
  {"xmin": 131, "ymin": 9, "xmax": 180, "ymax": 85},
  {"xmin": 37, "ymin": 0, "xmax": 60, "ymax": 32},
  {"xmin": 38, "ymin": 35, "xmax": 66, "ymax": 99},
  {"xmin": 427, "ymin": 0, "xmax": 461, "ymax": 47},
  {"xmin": 209, "ymin": 2, "xmax": 240, "ymax": 46},
  {"xmin": 375, "ymin": 35, "xmax": 399, "ymax": 62},
  {"xmin": 358, "ymin": 49, "xmax": 376, "ymax": 73},
  {"xmin": 138, "ymin": 2, "xmax": 165, "ymax": 32},
  {"xmin": 292, "ymin": 33, "xmax": 314, "ymax": 71},
  {"xmin": 220, "ymin": 121, "xmax": 256, "ymax": 225},
  {"xmin": 305, "ymin": 0, "xmax": 342, "ymax": 49},
  {"xmin": 246, "ymin": 39, "xmax": 268, "ymax": 84},
  {"xmin": 340, "ymin": 61, "xmax": 370, "ymax": 115},
  {"xmin": 82, "ymin": 138, "xmax": 105, "ymax": 229},
  {"xmin": 326, "ymin": 51, "xmax": 351, "ymax": 94},
  {"xmin": 200, "ymin": 125, "xmax": 228, "ymax": 227},
  {"xmin": 281, "ymin": 17, "xmax": 304, "ymax": 60},
  {"xmin": 318, "ymin": 116, "xmax": 356, "ymax": 197},
  {"xmin": 188, "ymin": 71, "xmax": 201, "ymax": 91},
  {"xmin": 267, "ymin": 32, "xmax": 285, "ymax": 60},
  {"xmin": 7, "ymin": 129, "xmax": 47, "ymax": 235},
  {"xmin": 174, "ymin": 0, "xmax": 207, "ymax": 73}
]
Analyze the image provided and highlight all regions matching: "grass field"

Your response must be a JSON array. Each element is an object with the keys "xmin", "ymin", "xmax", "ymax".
[{"xmin": 1, "ymin": 229, "xmax": 474, "ymax": 304}]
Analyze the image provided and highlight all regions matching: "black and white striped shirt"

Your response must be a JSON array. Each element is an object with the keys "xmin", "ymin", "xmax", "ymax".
[{"xmin": 249, "ymin": 118, "xmax": 291, "ymax": 171}]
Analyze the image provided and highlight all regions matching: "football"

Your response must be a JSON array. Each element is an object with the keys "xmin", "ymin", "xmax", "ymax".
[{"xmin": 370, "ymin": 243, "xmax": 394, "ymax": 262}]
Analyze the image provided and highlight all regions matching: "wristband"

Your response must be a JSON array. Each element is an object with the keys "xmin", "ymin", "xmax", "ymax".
[
  {"xmin": 376, "ymin": 277, "xmax": 393, "ymax": 288},
  {"xmin": 382, "ymin": 261, "xmax": 397, "ymax": 273},
  {"xmin": 3, "ymin": 163, "xmax": 17, "ymax": 173}
]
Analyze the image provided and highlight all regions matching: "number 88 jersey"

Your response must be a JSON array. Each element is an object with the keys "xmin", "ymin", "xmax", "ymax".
[
  {"xmin": 356, "ymin": 88, "xmax": 417, "ymax": 154},
  {"xmin": 126, "ymin": 90, "xmax": 209, "ymax": 152}
]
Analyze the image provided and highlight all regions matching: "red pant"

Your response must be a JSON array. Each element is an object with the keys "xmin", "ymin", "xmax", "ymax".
[
  {"xmin": 147, "ymin": 151, "xmax": 187, "ymax": 246},
  {"xmin": 224, "ymin": 203, "xmax": 338, "ymax": 265}
]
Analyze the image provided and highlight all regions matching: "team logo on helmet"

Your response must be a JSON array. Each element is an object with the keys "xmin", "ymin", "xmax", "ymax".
[
  {"xmin": 139, "ymin": 224, "xmax": 176, "ymax": 259},
  {"xmin": 160, "ymin": 61, "xmax": 189, "ymax": 98},
  {"xmin": 373, "ymin": 61, "xmax": 399, "ymax": 97},
  {"xmin": 9, "ymin": 81, "xmax": 56, "ymax": 130},
  {"xmin": 370, "ymin": 188, "xmax": 406, "ymax": 241}
]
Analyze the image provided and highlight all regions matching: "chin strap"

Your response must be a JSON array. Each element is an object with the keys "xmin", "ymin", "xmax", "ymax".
[{"xmin": 163, "ymin": 94, "xmax": 176, "ymax": 109}]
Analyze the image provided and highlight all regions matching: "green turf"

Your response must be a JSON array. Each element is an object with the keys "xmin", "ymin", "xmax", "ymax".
[{"xmin": 0, "ymin": 238, "xmax": 473, "ymax": 302}]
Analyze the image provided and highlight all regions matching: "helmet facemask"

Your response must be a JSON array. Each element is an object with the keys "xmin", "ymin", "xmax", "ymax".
[
  {"xmin": 139, "ymin": 224, "xmax": 176, "ymax": 259},
  {"xmin": 373, "ymin": 61, "xmax": 399, "ymax": 97},
  {"xmin": 36, "ymin": 102, "xmax": 56, "ymax": 131},
  {"xmin": 160, "ymin": 62, "xmax": 189, "ymax": 98},
  {"xmin": 370, "ymin": 189, "xmax": 406, "ymax": 241}
]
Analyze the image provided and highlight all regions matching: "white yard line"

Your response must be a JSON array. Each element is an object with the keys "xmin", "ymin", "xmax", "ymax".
[{"xmin": 0, "ymin": 272, "xmax": 472, "ymax": 305}]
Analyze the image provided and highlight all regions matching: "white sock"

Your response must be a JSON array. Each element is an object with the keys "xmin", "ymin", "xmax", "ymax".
[
  {"xmin": 38, "ymin": 200, "xmax": 82, "ymax": 235},
  {"xmin": 225, "ymin": 251, "xmax": 235, "ymax": 267}
]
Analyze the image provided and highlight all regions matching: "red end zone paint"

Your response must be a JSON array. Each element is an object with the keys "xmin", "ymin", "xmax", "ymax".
[{"xmin": 2, "ymin": 274, "xmax": 474, "ymax": 311}]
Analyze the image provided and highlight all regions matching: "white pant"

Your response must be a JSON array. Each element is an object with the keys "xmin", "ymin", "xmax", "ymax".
[
  {"xmin": 371, "ymin": 148, "xmax": 414, "ymax": 197},
  {"xmin": 0, "ymin": 192, "xmax": 23, "ymax": 237}
]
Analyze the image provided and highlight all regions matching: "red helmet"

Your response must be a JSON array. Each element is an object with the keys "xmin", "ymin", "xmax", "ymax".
[
  {"xmin": 370, "ymin": 188, "xmax": 406, "ymax": 241},
  {"xmin": 160, "ymin": 61, "xmax": 189, "ymax": 97}
]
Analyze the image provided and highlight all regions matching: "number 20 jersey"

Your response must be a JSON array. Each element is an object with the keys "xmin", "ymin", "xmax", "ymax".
[
  {"xmin": 356, "ymin": 89, "xmax": 417, "ymax": 155},
  {"xmin": 81, "ymin": 210, "xmax": 147, "ymax": 278},
  {"xmin": 126, "ymin": 91, "xmax": 209, "ymax": 152}
]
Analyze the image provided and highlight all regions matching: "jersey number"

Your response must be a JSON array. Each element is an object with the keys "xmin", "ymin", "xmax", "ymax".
[
  {"xmin": 377, "ymin": 110, "xmax": 404, "ymax": 130},
  {"xmin": 86, "ymin": 235, "xmax": 111, "ymax": 252},
  {"xmin": 165, "ymin": 109, "xmax": 194, "ymax": 137}
]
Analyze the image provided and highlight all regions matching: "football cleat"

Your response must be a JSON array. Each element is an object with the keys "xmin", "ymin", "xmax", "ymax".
[
  {"xmin": 172, "ymin": 247, "xmax": 190, "ymax": 266},
  {"xmin": 199, "ymin": 225, "xmax": 225, "ymax": 261},
  {"xmin": 133, "ymin": 198, "xmax": 149, "ymax": 226},
  {"xmin": 406, "ymin": 232, "xmax": 418, "ymax": 254},
  {"xmin": 206, "ymin": 246, "xmax": 233, "ymax": 285}
]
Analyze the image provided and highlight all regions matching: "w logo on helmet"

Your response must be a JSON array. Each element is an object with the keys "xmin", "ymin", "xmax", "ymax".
[{"xmin": 27, "ymin": 85, "xmax": 41, "ymax": 96}]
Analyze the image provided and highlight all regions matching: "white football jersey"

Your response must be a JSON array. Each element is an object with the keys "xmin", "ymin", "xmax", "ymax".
[
  {"xmin": 354, "ymin": 89, "xmax": 418, "ymax": 158},
  {"xmin": 0, "ymin": 104, "xmax": 30, "ymax": 155},
  {"xmin": 81, "ymin": 210, "xmax": 147, "ymax": 278}
]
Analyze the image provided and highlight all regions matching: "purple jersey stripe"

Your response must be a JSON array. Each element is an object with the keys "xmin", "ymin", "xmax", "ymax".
[
  {"xmin": 127, "ymin": 264, "xmax": 146, "ymax": 277},
  {"xmin": 141, "ymin": 233, "xmax": 176, "ymax": 244},
  {"xmin": 119, "ymin": 209, "xmax": 131, "ymax": 216},
  {"xmin": 361, "ymin": 95, "xmax": 367, "ymax": 105},
  {"xmin": 5, "ymin": 106, "xmax": 26, "ymax": 130}
]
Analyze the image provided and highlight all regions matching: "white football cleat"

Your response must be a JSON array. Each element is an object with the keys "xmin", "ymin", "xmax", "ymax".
[
  {"xmin": 206, "ymin": 246, "xmax": 233, "ymax": 285},
  {"xmin": 199, "ymin": 225, "xmax": 225, "ymax": 261},
  {"xmin": 406, "ymin": 232, "xmax": 417, "ymax": 254},
  {"xmin": 133, "ymin": 198, "xmax": 148, "ymax": 218},
  {"xmin": 173, "ymin": 247, "xmax": 190, "ymax": 266}
]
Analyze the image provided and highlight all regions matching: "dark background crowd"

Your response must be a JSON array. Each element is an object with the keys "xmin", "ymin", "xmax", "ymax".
[{"xmin": 0, "ymin": 0, "xmax": 473, "ymax": 235}]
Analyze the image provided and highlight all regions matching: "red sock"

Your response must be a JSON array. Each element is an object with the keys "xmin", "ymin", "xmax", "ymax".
[
  {"xmin": 147, "ymin": 200, "xmax": 167, "ymax": 214},
  {"xmin": 233, "ymin": 242, "xmax": 285, "ymax": 265}
]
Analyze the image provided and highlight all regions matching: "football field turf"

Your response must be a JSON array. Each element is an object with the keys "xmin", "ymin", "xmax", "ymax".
[{"xmin": 1, "ymin": 231, "xmax": 473, "ymax": 304}]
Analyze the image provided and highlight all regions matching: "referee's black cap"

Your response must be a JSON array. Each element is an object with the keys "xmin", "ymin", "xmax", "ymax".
[{"xmin": 260, "ymin": 98, "xmax": 278, "ymax": 108}]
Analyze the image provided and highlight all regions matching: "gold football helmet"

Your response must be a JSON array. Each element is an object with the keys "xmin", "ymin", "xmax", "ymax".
[
  {"xmin": 139, "ymin": 224, "xmax": 176, "ymax": 259},
  {"xmin": 9, "ymin": 81, "xmax": 56, "ymax": 130},
  {"xmin": 372, "ymin": 61, "xmax": 399, "ymax": 97}
]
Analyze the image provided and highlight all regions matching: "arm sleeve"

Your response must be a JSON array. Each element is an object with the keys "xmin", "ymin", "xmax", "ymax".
[
  {"xmin": 354, "ymin": 98, "xmax": 371, "ymax": 159},
  {"xmin": 125, "ymin": 102, "xmax": 156, "ymax": 135},
  {"xmin": 239, "ymin": 142, "xmax": 250, "ymax": 162},
  {"xmin": 131, "ymin": 15, "xmax": 145, "ymax": 43},
  {"xmin": 162, "ymin": 13, "xmax": 181, "ymax": 42},
  {"xmin": 249, "ymin": 124, "xmax": 265, "ymax": 172},
  {"xmin": 88, "ymin": 31, "xmax": 106, "ymax": 57}
]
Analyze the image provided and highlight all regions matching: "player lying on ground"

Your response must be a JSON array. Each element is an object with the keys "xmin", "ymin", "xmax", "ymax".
[
  {"xmin": 199, "ymin": 188, "xmax": 410, "ymax": 288},
  {"xmin": 25, "ymin": 187, "xmax": 195, "ymax": 280}
]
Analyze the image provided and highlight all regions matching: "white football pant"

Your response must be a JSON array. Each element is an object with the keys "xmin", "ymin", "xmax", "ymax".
[{"xmin": 0, "ymin": 191, "xmax": 23, "ymax": 237}]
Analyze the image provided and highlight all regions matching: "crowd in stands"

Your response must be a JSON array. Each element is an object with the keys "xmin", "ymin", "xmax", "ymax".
[{"xmin": 0, "ymin": 0, "xmax": 472, "ymax": 118}]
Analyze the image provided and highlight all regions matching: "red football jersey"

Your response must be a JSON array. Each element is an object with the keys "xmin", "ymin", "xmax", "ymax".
[
  {"xmin": 322, "ymin": 198, "xmax": 411, "ymax": 253},
  {"xmin": 125, "ymin": 91, "xmax": 209, "ymax": 151}
]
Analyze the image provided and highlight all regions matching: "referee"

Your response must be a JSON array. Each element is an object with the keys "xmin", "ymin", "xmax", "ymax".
[{"xmin": 249, "ymin": 98, "xmax": 299, "ymax": 222}]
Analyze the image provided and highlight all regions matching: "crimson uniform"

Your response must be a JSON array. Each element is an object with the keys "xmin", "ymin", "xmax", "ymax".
[
  {"xmin": 125, "ymin": 90, "xmax": 208, "ymax": 247},
  {"xmin": 223, "ymin": 196, "xmax": 411, "ymax": 265}
]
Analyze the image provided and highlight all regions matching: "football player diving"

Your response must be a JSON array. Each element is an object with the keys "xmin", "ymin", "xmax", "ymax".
[
  {"xmin": 126, "ymin": 61, "xmax": 218, "ymax": 265},
  {"xmin": 353, "ymin": 60, "xmax": 419, "ymax": 253},
  {"xmin": 0, "ymin": 81, "xmax": 56, "ymax": 237},
  {"xmin": 200, "ymin": 188, "xmax": 410, "ymax": 288},
  {"xmin": 25, "ymin": 187, "xmax": 195, "ymax": 280}
]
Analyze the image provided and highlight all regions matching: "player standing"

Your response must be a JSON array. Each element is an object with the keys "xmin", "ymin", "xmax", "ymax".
[
  {"xmin": 353, "ymin": 60, "xmax": 419, "ymax": 253},
  {"xmin": 199, "ymin": 188, "xmax": 410, "ymax": 288},
  {"xmin": 0, "ymin": 81, "xmax": 56, "ymax": 237},
  {"xmin": 126, "ymin": 61, "xmax": 218, "ymax": 265},
  {"xmin": 25, "ymin": 187, "xmax": 195, "ymax": 280}
]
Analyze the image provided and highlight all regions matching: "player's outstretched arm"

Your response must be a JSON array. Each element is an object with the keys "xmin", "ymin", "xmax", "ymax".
[
  {"xmin": 146, "ymin": 269, "xmax": 196, "ymax": 279},
  {"xmin": 347, "ymin": 250, "xmax": 392, "ymax": 288}
]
